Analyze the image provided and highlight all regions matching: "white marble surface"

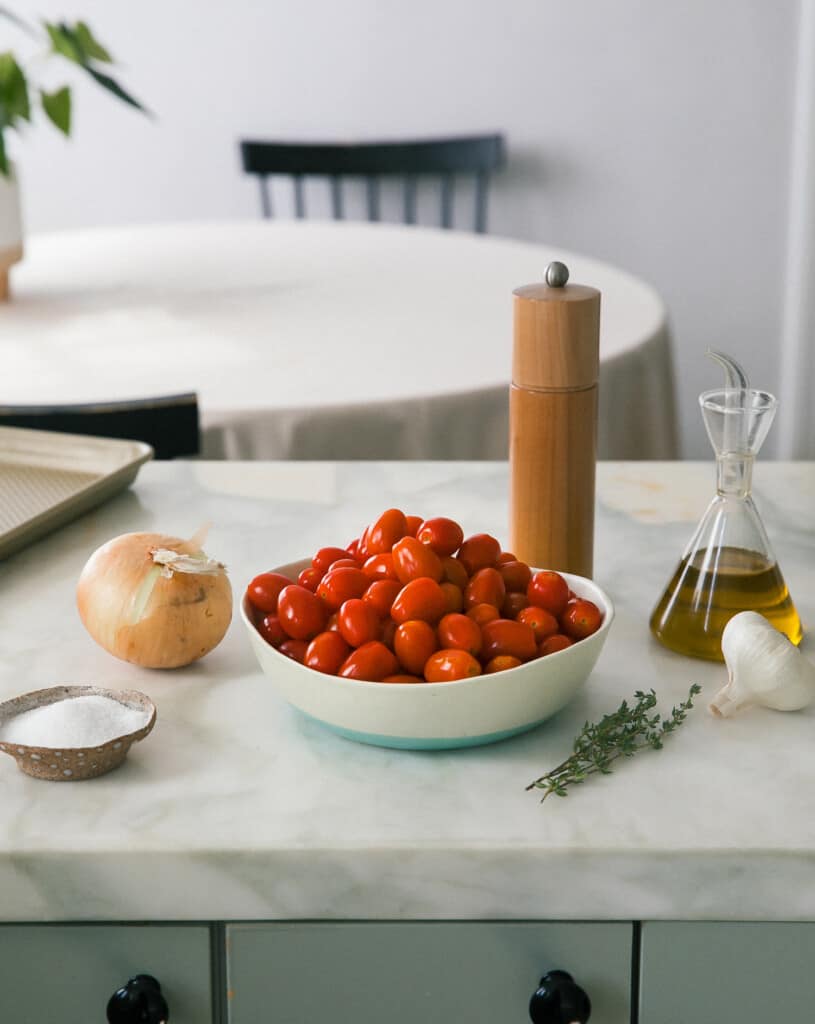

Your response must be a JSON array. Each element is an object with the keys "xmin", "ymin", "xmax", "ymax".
[{"xmin": 0, "ymin": 460, "xmax": 813, "ymax": 923}]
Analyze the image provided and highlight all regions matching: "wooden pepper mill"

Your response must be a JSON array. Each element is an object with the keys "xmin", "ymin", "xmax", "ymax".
[{"xmin": 509, "ymin": 261, "xmax": 601, "ymax": 578}]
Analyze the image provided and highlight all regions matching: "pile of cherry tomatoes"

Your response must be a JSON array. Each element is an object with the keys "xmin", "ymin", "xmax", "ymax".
[{"xmin": 246, "ymin": 510, "xmax": 603, "ymax": 683}]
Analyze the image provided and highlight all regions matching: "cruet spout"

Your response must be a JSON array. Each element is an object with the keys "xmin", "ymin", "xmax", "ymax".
[{"xmin": 700, "ymin": 350, "xmax": 777, "ymax": 458}]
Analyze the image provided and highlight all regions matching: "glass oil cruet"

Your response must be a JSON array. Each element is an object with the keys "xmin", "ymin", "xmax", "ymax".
[{"xmin": 650, "ymin": 351, "xmax": 802, "ymax": 661}]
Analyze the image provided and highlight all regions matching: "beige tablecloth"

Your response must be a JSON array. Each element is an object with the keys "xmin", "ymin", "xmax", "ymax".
[{"xmin": 4, "ymin": 221, "xmax": 678, "ymax": 460}]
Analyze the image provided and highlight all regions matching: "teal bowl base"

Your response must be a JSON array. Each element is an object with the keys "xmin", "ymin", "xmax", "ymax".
[{"xmin": 302, "ymin": 711, "xmax": 549, "ymax": 750}]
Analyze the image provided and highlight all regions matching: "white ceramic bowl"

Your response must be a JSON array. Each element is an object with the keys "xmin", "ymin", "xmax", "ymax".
[{"xmin": 241, "ymin": 559, "xmax": 614, "ymax": 750}]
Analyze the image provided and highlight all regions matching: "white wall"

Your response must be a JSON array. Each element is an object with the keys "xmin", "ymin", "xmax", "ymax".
[{"xmin": 11, "ymin": 0, "xmax": 800, "ymax": 456}]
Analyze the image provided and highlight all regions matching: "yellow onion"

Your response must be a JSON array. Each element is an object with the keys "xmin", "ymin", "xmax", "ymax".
[{"xmin": 77, "ymin": 528, "xmax": 232, "ymax": 669}]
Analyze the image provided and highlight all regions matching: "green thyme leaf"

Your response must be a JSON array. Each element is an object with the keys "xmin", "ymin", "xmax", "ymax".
[{"xmin": 526, "ymin": 684, "xmax": 701, "ymax": 803}]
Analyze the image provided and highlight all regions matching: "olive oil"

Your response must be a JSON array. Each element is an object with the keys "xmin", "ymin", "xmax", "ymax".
[{"xmin": 650, "ymin": 546, "xmax": 802, "ymax": 661}]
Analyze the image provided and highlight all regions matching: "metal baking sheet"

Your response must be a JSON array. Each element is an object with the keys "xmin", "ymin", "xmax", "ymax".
[{"xmin": 0, "ymin": 427, "xmax": 153, "ymax": 560}]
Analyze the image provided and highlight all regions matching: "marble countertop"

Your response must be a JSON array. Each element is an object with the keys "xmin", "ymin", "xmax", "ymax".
[{"xmin": 0, "ymin": 461, "xmax": 813, "ymax": 923}]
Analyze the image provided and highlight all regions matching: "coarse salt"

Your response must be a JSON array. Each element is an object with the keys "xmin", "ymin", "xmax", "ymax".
[{"xmin": 0, "ymin": 696, "xmax": 150, "ymax": 749}]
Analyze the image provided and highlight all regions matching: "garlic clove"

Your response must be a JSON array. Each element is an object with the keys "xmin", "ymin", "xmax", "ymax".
[
  {"xmin": 709, "ymin": 679, "xmax": 754, "ymax": 719},
  {"xmin": 710, "ymin": 611, "xmax": 815, "ymax": 717}
]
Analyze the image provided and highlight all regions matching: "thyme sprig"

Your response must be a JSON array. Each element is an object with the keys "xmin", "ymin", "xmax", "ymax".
[{"xmin": 527, "ymin": 684, "xmax": 702, "ymax": 802}]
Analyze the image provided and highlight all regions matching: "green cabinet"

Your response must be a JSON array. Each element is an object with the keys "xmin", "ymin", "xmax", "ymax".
[
  {"xmin": 640, "ymin": 922, "xmax": 815, "ymax": 1023},
  {"xmin": 5, "ymin": 918, "xmax": 815, "ymax": 1022},
  {"xmin": 226, "ymin": 922, "xmax": 632, "ymax": 1023},
  {"xmin": 0, "ymin": 924, "xmax": 212, "ymax": 1024}
]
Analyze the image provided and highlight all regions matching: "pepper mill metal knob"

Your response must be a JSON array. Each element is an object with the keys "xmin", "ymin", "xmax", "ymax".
[
  {"xmin": 544, "ymin": 261, "xmax": 570, "ymax": 287},
  {"xmin": 529, "ymin": 969, "xmax": 591, "ymax": 1024}
]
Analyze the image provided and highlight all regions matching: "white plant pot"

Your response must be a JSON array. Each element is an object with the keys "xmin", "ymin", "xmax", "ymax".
[{"xmin": 0, "ymin": 166, "xmax": 23, "ymax": 300}]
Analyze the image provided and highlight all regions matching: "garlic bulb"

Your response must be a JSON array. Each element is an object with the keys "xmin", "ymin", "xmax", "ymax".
[
  {"xmin": 709, "ymin": 611, "xmax": 815, "ymax": 717},
  {"xmin": 77, "ymin": 529, "xmax": 232, "ymax": 669}
]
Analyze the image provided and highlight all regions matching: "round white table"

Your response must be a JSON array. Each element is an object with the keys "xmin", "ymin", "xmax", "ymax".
[{"xmin": 2, "ymin": 221, "xmax": 678, "ymax": 459}]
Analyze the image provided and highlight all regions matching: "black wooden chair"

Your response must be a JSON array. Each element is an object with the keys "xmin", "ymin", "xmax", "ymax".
[
  {"xmin": 240, "ymin": 134, "xmax": 506, "ymax": 233},
  {"xmin": 0, "ymin": 393, "xmax": 200, "ymax": 459}
]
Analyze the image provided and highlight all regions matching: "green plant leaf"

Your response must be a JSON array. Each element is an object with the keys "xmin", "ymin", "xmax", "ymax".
[
  {"xmin": 0, "ymin": 52, "xmax": 30, "ymax": 124},
  {"xmin": 74, "ymin": 21, "xmax": 113, "ymax": 63},
  {"xmin": 0, "ymin": 128, "xmax": 8, "ymax": 176},
  {"xmin": 41, "ymin": 86, "xmax": 71, "ymax": 136},
  {"xmin": 44, "ymin": 21, "xmax": 83, "ymax": 64},
  {"xmin": 84, "ymin": 66, "xmax": 147, "ymax": 113},
  {"xmin": 43, "ymin": 20, "xmax": 149, "ymax": 118}
]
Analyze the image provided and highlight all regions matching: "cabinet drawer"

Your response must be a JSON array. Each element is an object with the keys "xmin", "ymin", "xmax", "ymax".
[
  {"xmin": 227, "ymin": 921, "xmax": 631, "ymax": 1023},
  {"xmin": 640, "ymin": 921, "xmax": 815, "ymax": 1023},
  {"xmin": 0, "ymin": 924, "xmax": 211, "ymax": 1024}
]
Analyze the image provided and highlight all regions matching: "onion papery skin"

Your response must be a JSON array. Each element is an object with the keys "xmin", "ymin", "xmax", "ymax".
[{"xmin": 77, "ymin": 532, "xmax": 233, "ymax": 669}]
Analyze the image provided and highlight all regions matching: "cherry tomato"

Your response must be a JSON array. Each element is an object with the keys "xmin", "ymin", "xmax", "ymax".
[
  {"xmin": 424, "ymin": 649, "xmax": 482, "ymax": 682},
  {"xmin": 484, "ymin": 655, "xmax": 522, "ymax": 674},
  {"xmin": 329, "ymin": 558, "xmax": 359, "ymax": 571},
  {"xmin": 346, "ymin": 538, "xmax": 361, "ymax": 561},
  {"xmin": 312, "ymin": 547, "xmax": 352, "ymax": 574},
  {"xmin": 392, "ymin": 536, "xmax": 443, "ymax": 584},
  {"xmin": 257, "ymin": 614, "xmax": 286, "ymax": 647},
  {"xmin": 438, "ymin": 613, "xmax": 482, "ymax": 656},
  {"xmin": 481, "ymin": 618, "xmax": 537, "ymax": 662},
  {"xmin": 496, "ymin": 551, "xmax": 517, "ymax": 564},
  {"xmin": 277, "ymin": 585, "xmax": 329, "ymax": 641},
  {"xmin": 363, "ymin": 579, "xmax": 401, "ymax": 618},
  {"xmin": 457, "ymin": 533, "xmax": 501, "ymax": 575},
  {"xmin": 279, "ymin": 639, "xmax": 307, "ymax": 663},
  {"xmin": 394, "ymin": 620, "xmax": 437, "ymax": 675},
  {"xmin": 464, "ymin": 567, "xmax": 506, "ymax": 611},
  {"xmin": 246, "ymin": 572, "xmax": 293, "ymax": 614},
  {"xmin": 405, "ymin": 515, "xmax": 423, "ymax": 537},
  {"xmin": 380, "ymin": 619, "xmax": 397, "ymax": 648},
  {"xmin": 298, "ymin": 567, "xmax": 323, "ymax": 592},
  {"xmin": 390, "ymin": 578, "xmax": 448, "ymax": 624},
  {"xmin": 383, "ymin": 673, "xmax": 424, "ymax": 684},
  {"xmin": 539, "ymin": 634, "xmax": 574, "ymax": 656},
  {"xmin": 440, "ymin": 582, "xmax": 464, "ymax": 614},
  {"xmin": 416, "ymin": 517, "xmax": 465, "ymax": 557},
  {"xmin": 498, "ymin": 560, "xmax": 533, "ymax": 593},
  {"xmin": 467, "ymin": 603, "xmax": 501, "ymax": 626},
  {"xmin": 517, "ymin": 606, "xmax": 559, "ymax": 643},
  {"xmin": 527, "ymin": 571, "xmax": 570, "ymax": 617},
  {"xmin": 366, "ymin": 509, "xmax": 408, "ymax": 555},
  {"xmin": 317, "ymin": 567, "xmax": 369, "ymax": 610},
  {"xmin": 362, "ymin": 553, "xmax": 398, "ymax": 581},
  {"xmin": 502, "ymin": 591, "xmax": 528, "ymax": 619},
  {"xmin": 560, "ymin": 599, "xmax": 603, "ymax": 639},
  {"xmin": 325, "ymin": 612, "xmax": 341, "ymax": 633},
  {"xmin": 441, "ymin": 556, "xmax": 469, "ymax": 590},
  {"xmin": 338, "ymin": 598, "xmax": 381, "ymax": 647},
  {"xmin": 338, "ymin": 641, "xmax": 399, "ymax": 681},
  {"xmin": 304, "ymin": 631, "xmax": 350, "ymax": 674},
  {"xmin": 357, "ymin": 525, "xmax": 373, "ymax": 560}
]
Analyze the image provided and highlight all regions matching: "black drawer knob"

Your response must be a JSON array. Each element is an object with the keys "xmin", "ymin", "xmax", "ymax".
[
  {"xmin": 107, "ymin": 974, "xmax": 169, "ymax": 1023},
  {"xmin": 529, "ymin": 969, "xmax": 591, "ymax": 1024}
]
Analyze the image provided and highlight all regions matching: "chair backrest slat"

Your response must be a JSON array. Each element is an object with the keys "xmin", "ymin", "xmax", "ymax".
[
  {"xmin": 241, "ymin": 134, "xmax": 505, "ymax": 232},
  {"xmin": 366, "ymin": 178, "xmax": 380, "ymax": 222},
  {"xmin": 330, "ymin": 176, "xmax": 344, "ymax": 219},
  {"xmin": 474, "ymin": 169, "xmax": 489, "ymax": 234},
  {"xmin": 293, "ymin": 175, "xmax": 306, "ymax": 219},
  {"xmin": 259, "ymin": 177, "xmax": 273, "ymax": 219},
  {"xmin": 440, "ymin": 174, "xmax": 454, "ymax": 230},
  {"xmin": 403, "ymin": 175, "xmax": 417, "ymax": 225}
]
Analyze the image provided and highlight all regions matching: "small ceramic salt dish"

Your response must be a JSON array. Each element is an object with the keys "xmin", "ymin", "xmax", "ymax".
[{"xmin": 0, "ymin": 685, "xmax": 156, "ymax": 781}]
